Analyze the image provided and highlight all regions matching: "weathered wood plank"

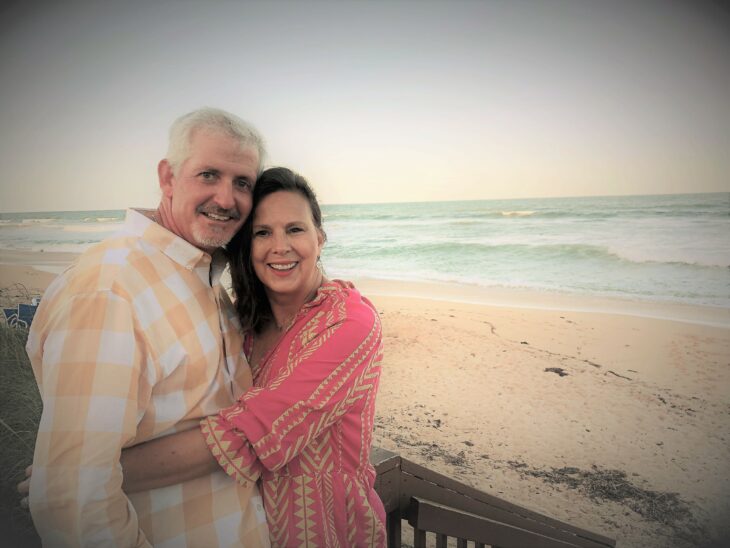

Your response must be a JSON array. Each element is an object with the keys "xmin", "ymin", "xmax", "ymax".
[
  {"xmin": 409, "ymin": 497, "xmax": 586, "ymax": 548},
  {"xmin": 371, "ymin": 446, "xmax": 400, "ymax": 472},
  {"xmin": 400, "ymin": 460, "xmax": 614, "ymax": 547},
  {"xmin": 413, "ymin": 527, "xmax": 427, "ymax": 548},
  {"xmin": 371, "ymin": 447, "xmax": 401, "ymax": 514},
  {"xmin": 386, "ymin": 512, "xmax": 401, "ymax": 548}
]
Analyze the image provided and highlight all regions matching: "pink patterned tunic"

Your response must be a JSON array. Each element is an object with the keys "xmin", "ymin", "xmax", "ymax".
[{"xmin": 201, "ymin": 280, "xmax": 386, "ymax": 547}]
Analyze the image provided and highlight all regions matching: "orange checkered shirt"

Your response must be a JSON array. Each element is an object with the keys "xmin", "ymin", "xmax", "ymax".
[{"xmin": 26, "ymin": 209, "xmax": 270, "ymax": 547}]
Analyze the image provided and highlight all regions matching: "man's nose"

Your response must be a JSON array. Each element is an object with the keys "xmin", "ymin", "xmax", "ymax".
[{"xmin": 212, "ymin": 181, "xmax": 236, "ymax": 210}]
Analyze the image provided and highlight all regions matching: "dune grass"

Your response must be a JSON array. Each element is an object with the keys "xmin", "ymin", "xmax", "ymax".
[{"xmin": 0, "ymin": 325, "xmax": 41, "ymax": 546}]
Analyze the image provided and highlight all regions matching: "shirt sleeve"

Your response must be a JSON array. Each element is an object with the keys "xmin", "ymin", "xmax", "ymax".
[
  {"xmin": 201, "ymin": 296, "xmax": 382, "ymax": 485},
  {"xmin": 28, "ymin": 290, "xmax": 151, "ymax": 547}
]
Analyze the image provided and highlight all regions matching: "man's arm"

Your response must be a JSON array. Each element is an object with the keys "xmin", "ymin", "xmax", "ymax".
[
  {"xmin": 120, "ymin": 428, "xmax": 218, "ymax": 493},
  {"xmin": 28, "ymin": 291, "xmax": 151, "ymax": 547}
]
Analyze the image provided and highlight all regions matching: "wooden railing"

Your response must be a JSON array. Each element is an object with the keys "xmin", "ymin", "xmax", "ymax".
[{"xmin": 370, "ymin": 447, "xmax": 616, "ymax": 548}]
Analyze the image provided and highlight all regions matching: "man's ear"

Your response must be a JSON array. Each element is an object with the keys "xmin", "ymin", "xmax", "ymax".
[{"xmin": 158, "ymin": 159, "xmax": 175, "ymax": 197}]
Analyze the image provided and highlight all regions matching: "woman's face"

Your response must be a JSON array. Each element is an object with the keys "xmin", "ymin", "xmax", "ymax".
[{"xmin": 251, "ymin": 190, "xmax": 324, "ymax": 303}]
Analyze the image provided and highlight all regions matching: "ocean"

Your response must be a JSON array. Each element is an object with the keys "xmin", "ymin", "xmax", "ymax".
[{"xmin": 1, "ymin": 193, "xmax": 728, "ymax": 308}]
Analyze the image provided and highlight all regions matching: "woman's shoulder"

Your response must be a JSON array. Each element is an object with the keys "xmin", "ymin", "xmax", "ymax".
[
  {"xmin": 319, "ymin": 279, "xmax": 375, "ymax": 309},
  {"xmin": 313, "ymin": 279, "xmax": 380, "ymax": 328}
]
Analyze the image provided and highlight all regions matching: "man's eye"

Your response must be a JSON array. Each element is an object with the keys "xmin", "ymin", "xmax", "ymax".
[
  {"xmin": 200, "ymin": 171, "xmax": 216, "ymax": 181},
  {"xmin": 235, "ymin": 179, "xmax": 252, "ymax": 190}
]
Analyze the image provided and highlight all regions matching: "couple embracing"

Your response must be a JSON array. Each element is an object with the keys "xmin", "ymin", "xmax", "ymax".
[{"xmin": 22, "ymin": 108, "xmax": 386, "ymax": 547}]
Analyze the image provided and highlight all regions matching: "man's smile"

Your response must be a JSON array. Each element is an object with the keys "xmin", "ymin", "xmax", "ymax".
[{"xmin": 202, "ymin": 211, "xmax": 235, "ymax": 222}]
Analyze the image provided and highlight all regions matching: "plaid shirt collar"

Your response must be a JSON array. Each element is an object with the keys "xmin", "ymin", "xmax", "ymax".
[{"xmin": 126, "ymin": 208, "xmax": 228, "ymax": 287}]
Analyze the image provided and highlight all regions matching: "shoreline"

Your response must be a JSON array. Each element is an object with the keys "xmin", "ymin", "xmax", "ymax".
[
  {"xmin": 2, "ymin": 249, "xmax": 728, "ymax": 328},
  {"xmin": 0, "ymin": 249, "xmax": 79, "ymax": 276},
  {"xmin": 354, "ymin": 277, "xmax": 730, "ymax": 328}
]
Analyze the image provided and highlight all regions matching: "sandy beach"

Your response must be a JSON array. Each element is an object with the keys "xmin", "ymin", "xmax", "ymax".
[
  {"xmin": 364, "ymin": 288, "xmax": 730, "ymax": 548},
  {"xmin": 2, "ymin": 254, "xmax": 729, "ymax": 547}
]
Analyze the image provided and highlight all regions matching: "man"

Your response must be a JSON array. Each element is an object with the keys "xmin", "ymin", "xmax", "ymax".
[{"xmin": 26, "ymin": 108, "xmax": 271, "ymax": 546}]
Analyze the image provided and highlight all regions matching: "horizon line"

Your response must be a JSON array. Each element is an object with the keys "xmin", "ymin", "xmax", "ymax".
[{"xmin": 1, "ymin": 190, "xmax": 727, "ymax": 215}]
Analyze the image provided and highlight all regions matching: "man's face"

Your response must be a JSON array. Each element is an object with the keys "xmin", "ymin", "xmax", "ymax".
[{"xmin": 159, "ymin": 129, "xmax": 259, "ymax": 252}]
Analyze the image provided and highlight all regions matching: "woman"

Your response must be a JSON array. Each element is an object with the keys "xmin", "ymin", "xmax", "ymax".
[{"xmin": 116, "ymin": 167, "xmax": 387, "ymax": 546}]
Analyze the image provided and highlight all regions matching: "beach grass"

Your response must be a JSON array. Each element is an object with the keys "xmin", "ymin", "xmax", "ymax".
[{"xmin": 0, "ymin": 325, "xmax": 41, "ymax": 546}]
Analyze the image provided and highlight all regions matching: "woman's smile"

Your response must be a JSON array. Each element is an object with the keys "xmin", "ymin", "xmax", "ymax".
[{"xmin": 268, "ymin": 261, "xmax": 299, "ymax": 273}]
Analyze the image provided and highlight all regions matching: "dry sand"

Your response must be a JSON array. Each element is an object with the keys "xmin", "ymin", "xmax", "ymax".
[
  {"xmin": 364, "ymin": 290, "xmax": 729, "ymax": 548},
  {"xmin": 2, "ymin": 255, "xmax": 729, "ymax": 547},
  {"xmin": 0, "ymin": 250, "xmax": 72, "ymax": 306}
]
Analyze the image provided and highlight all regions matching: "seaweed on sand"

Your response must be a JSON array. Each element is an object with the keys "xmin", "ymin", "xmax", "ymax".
[{"xmin": 516, "ymin": 463, "xmax": 705, "ymax": 543}]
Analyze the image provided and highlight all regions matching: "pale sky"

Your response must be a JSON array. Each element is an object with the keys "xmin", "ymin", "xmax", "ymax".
[{"xmin": 1, "ymin": 0, "xmax": 728, "ymax": 212}]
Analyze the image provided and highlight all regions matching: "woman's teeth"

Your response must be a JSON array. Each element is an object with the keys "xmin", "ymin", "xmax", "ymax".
[{"xmin": 270, "ymin": 262, "xmax": 297, "ymax": 271}]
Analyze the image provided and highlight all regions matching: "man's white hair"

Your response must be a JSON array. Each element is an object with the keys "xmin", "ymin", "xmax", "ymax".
[{"xmin": 166, "ymin": 107, "xmax": 266, "ymax": 175}]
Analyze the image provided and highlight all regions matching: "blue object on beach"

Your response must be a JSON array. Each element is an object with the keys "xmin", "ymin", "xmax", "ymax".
[
  {"xmin": 17, "ymin": 303, "xmax": 38, "ymax": 327},
  {"xmin": 3, "ymin": 308, "xmax": 18, "ymax": 324},
  {"xmin": 3, "ymin": 303, "xmax": 39, "ymax": 328}
]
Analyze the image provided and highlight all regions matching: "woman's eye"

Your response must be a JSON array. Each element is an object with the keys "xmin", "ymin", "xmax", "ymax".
[
  {"xmin": 289, "ymin": 226, "xmax": 304, "ymax": 233},
  {"xmin": 253, "ymin": 229, "xmax": 269, "ymax": 237}
]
